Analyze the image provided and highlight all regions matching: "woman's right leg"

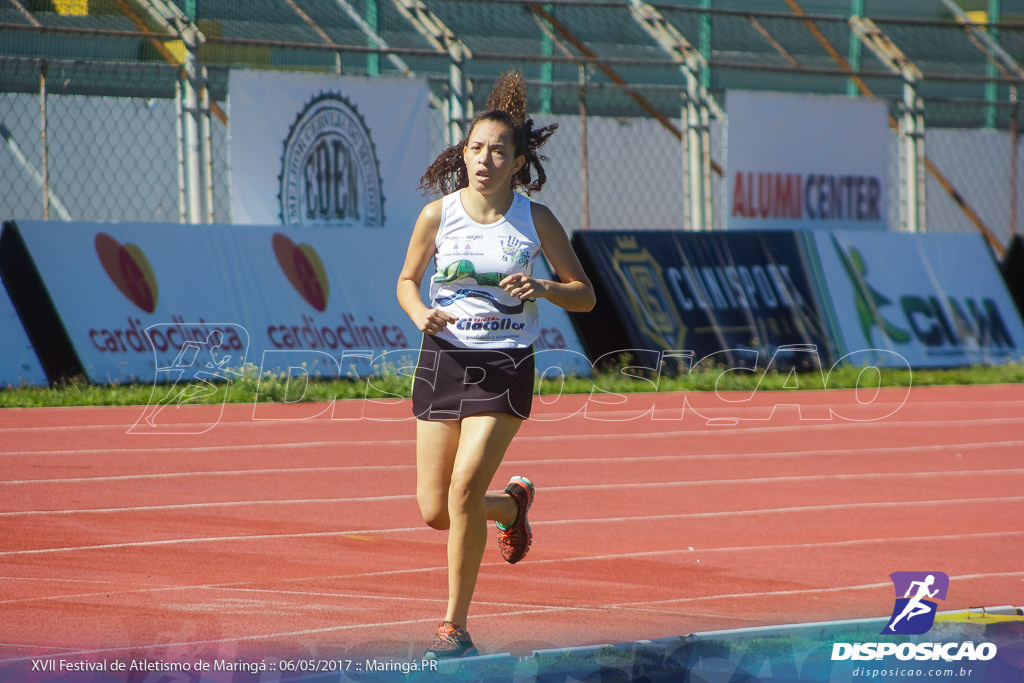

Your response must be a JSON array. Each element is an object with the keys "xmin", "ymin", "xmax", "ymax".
[
  {"xmin": 415, "ymin": 416, "xmax": 521, "ymax": 647},
  {"xmin": 415, "ymin": 418, "xmax": 520, "ymax": 531},
  {"xmin": 416, "ymin": 418, "xmax": 461, "ymax": 530},
  {"xmin": 442, "ymin": 413, "xmax": 522, "ymax": 628}
]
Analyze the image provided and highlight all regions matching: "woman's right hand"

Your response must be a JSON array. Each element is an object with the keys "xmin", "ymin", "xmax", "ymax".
[{"xmin": 416, "ymin": 307, "xmax": 458, "ymax": 335}]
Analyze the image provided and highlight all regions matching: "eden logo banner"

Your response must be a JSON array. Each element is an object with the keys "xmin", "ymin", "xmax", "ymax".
[{"xmin": 882, "ymin": 572, "xmax": 949, "ymax": 635}]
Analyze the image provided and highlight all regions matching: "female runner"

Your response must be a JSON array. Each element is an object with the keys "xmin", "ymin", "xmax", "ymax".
[{"xmin": 397, "ymin": 71, "xmax": 595, "ymax": 658}]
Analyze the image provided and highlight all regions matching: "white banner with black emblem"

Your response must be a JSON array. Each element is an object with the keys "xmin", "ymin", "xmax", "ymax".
[{"xmin": 228, "ymin": 70, "xmax": 432, "ymax": 230}]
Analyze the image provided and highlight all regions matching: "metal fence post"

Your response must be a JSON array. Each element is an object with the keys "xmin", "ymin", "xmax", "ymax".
[
  {"xmin": 1012, "ymin": 86, "xmax": 1019, "ymax": 237},
  {"xmin": 39, "ymin": 60, "xmax": 49, "ymax": 221},
  {"xmin": 182, "ymin": 33, "xmax": 203, "ymax": 223},
  {"xmin": 847, "ymin": 0, "xmax": 864, "ymax": 97},
  {"xmin": 366, "ymin": 0, "xmax": 380, "ymax": 76},
  {"xmin": 540, "ymin": 3, "xmax": 554, "ymax": 115},
  {"xmin": 985, "ymin": 0, "xmax": 1001, "ymax": 130},
  {"xmin": 175, "ymin": 77, "xmax": 186, "ymax": 224},
  {"xmin": 201, "ymin": 65, "xmax": 214, "ymax": 224},
  {"xmin": 901, "ymin": 76, "xmax": 926, "ymax": 233},
  {"xmin": 579, "ymin": 64, "xmax": 590, "ymax": 231},
  {"xmin": 448, "ymin": 56, "xmax": 469, "ymax": 144}
]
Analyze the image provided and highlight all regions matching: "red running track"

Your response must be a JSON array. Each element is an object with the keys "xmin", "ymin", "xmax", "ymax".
[{"xmin": 1, "ymin": 384, "xmax": 1022, "ymax": 665}]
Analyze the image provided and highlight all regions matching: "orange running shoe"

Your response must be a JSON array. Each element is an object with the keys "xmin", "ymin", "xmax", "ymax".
[
  {"xmin": 423, "ymin": 621, "xmax": 478, "ymax": 659},
  {"xmin": 496, "ymin": 476, "xmax": 534, "ymax": 564}
]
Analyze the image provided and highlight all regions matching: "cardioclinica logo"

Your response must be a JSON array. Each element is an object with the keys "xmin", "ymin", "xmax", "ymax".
[
  {"xmin": 273, "ymin": 232, "xmax": 329, "ymax": 312},
  {"xmin": 95, "ymin": 232, "xmax": 158, "ymax": 313}
]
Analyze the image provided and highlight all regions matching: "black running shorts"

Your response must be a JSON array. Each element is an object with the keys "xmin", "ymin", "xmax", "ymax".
[{"xmin": 411, "ymin": 333, "xmax": 535, "ymax": 420}]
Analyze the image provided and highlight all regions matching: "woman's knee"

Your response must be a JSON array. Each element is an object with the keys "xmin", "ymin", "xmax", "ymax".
[
  {"xmin": 418, "ymin": 491, "xmax": 450, "ymax": 530},
  {"xmin": 447, "ymin": 470, "xmax": 487, "ymax": 515}
]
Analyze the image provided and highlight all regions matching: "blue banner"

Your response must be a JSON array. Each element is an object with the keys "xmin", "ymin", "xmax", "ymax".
[{"xmin": 571, "ymin": 230, "xmax": 831, "ymax": 372}]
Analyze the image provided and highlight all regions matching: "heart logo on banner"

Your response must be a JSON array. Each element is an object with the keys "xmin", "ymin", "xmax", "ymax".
[
  {"xmin": 272, "ymin": 232, "xmax": 329, "ymax": 312},
  {"xmin": 94, "ymin": 232, "xmax": 159, "ymax": 313}
]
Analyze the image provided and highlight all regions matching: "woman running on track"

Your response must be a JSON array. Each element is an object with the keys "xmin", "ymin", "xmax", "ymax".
[{"xmin": 397, "ymin": 71, "xmax": 595, "ymax": 659}]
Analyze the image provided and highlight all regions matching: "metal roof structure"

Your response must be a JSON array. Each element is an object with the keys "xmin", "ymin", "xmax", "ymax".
[{"xmin": 2, "ymin": 0, "xmax": 1023, "ymax": 127}]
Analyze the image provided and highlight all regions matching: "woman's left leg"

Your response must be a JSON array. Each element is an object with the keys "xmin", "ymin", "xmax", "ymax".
[{"xmin": 444, "ymin": 412, "xmax": 521, "ymax": 627}]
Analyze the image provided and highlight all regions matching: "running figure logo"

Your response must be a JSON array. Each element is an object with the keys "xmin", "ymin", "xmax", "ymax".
[
  {"xmin": 882, "ymin": 572, "xmax": 949, "ymax": 635},
  {"xmin": 131, "ymin": 324, "xmax": 249, "ymax": 435}
]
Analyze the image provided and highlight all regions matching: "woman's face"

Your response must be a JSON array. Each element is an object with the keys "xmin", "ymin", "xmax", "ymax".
[{"xmin": 462, "ymin": 119, "xmax": 525, "ymax": 195}]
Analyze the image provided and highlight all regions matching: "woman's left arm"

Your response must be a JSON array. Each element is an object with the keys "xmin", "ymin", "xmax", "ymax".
[{"xmin": 500, "ymin": 203, "xmax": 596, "ymax": 312}]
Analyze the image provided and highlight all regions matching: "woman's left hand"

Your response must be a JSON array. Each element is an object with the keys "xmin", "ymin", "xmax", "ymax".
[{"xmin": 500, "ymin": 273, "xmax": 547, "ymax": 301}]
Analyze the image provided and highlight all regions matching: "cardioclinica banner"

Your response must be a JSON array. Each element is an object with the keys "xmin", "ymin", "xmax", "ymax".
[{"xmin": 0, "ymin": 220, "xmax": 591, "ymax": 388}]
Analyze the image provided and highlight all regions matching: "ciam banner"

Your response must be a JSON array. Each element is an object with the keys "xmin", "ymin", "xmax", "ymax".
[{"xmin": 809, "ymin": 230, "xmax": 1024, "ymax": 367}]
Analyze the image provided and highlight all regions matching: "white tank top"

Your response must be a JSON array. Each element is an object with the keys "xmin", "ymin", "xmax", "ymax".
[{"xmin": 429, "ymin": 190, "xmax": 541, "ymax": 349}]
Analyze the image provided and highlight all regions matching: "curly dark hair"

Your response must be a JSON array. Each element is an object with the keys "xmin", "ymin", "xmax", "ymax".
[{"xmin": 418, "ymin": 71, "xmax": 558, "ymax": 197}]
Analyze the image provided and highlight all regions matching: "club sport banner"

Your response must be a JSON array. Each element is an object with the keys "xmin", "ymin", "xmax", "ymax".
[
  {"xmin": 572, "ymin": 230, "xmax": 833, "ymax": 372},
  {"xmin": 726, "ymin": 90, "xmax": 889, "ymax": 231},
  {"xmin": 0, "ymin": 220, "xmax": 591, "ymax": 388},
  {"xmin": 228, "ymin": 70, "xmax": 431, "ymax": 230},
  {"xmin": 806, "ymin": 230, "xmax": 1024, "ymax": 367}
]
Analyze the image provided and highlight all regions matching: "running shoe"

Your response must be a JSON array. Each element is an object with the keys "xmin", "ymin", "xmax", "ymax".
[
  {"xmin": 496, "ymin": 476, "xmax": 534, "ymax": 564},
  {"xmin": 423, "ymin": 621, "xmax": 478, "ymax": 659}
]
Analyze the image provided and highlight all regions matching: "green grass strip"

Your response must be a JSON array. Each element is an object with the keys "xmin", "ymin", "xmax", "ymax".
[{"xmin": 2, "ymin": 360, "xmax": 1023, "ymax": 409}]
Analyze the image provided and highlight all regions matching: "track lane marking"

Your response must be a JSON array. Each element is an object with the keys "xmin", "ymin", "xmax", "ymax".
[
  {"xmin": 2, "ymin": 468, "xmax": 1022, "ymax": 517},
  {"xmin": 2, "ymin": 496, "xmax": 1021, "ymax": 557}
]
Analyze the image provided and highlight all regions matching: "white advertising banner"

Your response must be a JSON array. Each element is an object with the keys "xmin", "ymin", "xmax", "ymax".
[
  {"xmin": 1, "ymin": 282, "xmax": 47, "ymax": 387},
  {"xmin": 229, "ymin": 70, "xmax": 431, "ymax": 231},
  {"xmin": 726, "ymin": 90, "xmax": 889, "ymax": 231},
  {"xmin": 808, "ymin": 230, "xmax": 1024, "ymax": 367},
  {"xmin": 3, "ymin": 220, "xmax": 591, "ymax": 388}
]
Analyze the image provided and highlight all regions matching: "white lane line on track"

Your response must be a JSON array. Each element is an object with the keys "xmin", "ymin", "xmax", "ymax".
[
  {"xmin": 2, "ymin": 496, "xmax": 1021, "ymax": 557},
  {"xmin": 3, "ymin": 533, "xmax": 1020, "ymax": 606},
  {"xmin": 0, "ymin": 439, "xmax": 414, "ymax": 458},
  {"xmin": 4, "ymin": 416, "xmax": 1024, "ymax": 458},
  {"xmin": 0, "ymin": 464, "xmax": 415, "ymax": 486},
  {"xmin": 604, "ymin": 571, "xmax": 1024, "ymax": 609},
  {"xmin": 532, "ymin": 496, "xmax": 1024, "ymax": 527},
  {"xmin": 2, "ymin": 468, "xmax": 1022, "ymax": 517},
  {"xmin": 4, "ymin": 396, "xmax": 1024, "ymax": 433},
  {"xmin": 0, "ymin": 494, "xmax": 417, "ymax": 516},
  {"xmin": 3, "ymin": 436, "xmax": 1024, "ymax": 472},
  {"xmin": 303, "ymin": 530, "xmax": 1024, "ymax": 580}
]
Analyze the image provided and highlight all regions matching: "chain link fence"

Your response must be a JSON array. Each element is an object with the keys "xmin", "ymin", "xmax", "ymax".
[
  {"xmin": 1, "ymin": 52, "xmax": 187, "ymax": 221},
  {"xmin": 1, "ymin": 0, "xmax": 1023, "ymax": 250}
]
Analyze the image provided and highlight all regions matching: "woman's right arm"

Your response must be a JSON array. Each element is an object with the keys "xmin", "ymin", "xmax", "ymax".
[{"xmin": 397, "ymin": 199, "xmax": 458, "ymax": 335}]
